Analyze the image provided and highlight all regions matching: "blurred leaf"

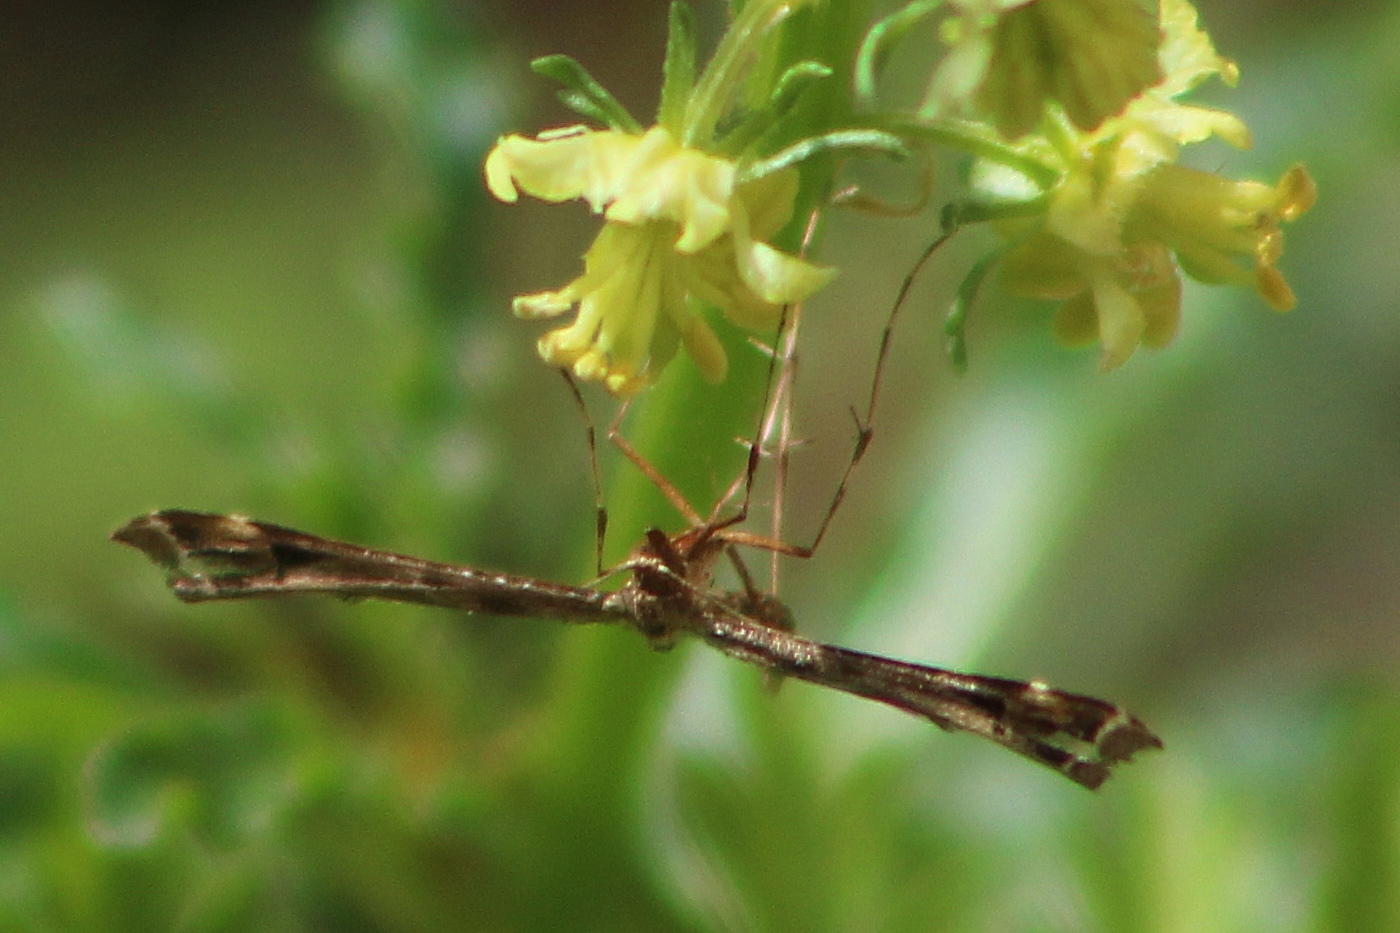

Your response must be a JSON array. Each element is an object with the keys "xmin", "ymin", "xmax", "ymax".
[
  {"xmin": 0, "ymin": 745, "xmax": 61, "ymax": 839},
  {"xmin": 649, "ymin": 674, "xmax": 990, "ymax": 933},
  {"xmin": 658, "ymin": 1, "xmax": 698, "ymax": 132},
  {"xmin": 85, "ymin": 702, "xmax": 297, "ymax": 851},
  {"xmin": 532, "ymin": 55, "xmax": 643, "ymax": 133},
  {"xmin": 36, "ymin": 273, "xmax": 259, "ymax": 447},
  {"xmin": 1316, "ymin": 680, "xmax": 1400, "ymax": 933}
]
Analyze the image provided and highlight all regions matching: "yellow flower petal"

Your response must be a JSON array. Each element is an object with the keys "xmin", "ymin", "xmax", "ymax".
[
  {"xmin": 1002, "ymin": 232, "xmax": 1086, "ymax": 300},
  {"xmin": 1157, "ymin": 0, "xmax": 1238, "ymax": 97},
  {"xmin": 1127, "ymin": 163, "xmax": 1313, "ymax": 308},
  {"xmin": 483, "ymin": 123, "xmax": 833, "ymax": 394},
  {"xmin": 484, "ymin": 126, "xmax": 635, "ymax": 206},
  {"xmin": 1088, "ymin": 271, "xmax": 1146, "ymax": 371},
  {"xmin": 675, "ymin": 310, "xmax": 728, "ymax": 383},
  {"xmin": 604, "ymin": 130, "xmax": 737, "ymax": 252},
  {"xmin": 737, "ymin": 170, "xmax": 800, "ymax": 241},
  {"xmin": 513, "ymin": 287, "xmax": 580, "ymax": 319},
  {"xmin": 1053, "ymin": 292, "xmax": 1100, "ymax": 347},
  {"xmin": 930, "ymin": 0, "xmax": 1162, "ymax": 138},
  {"xmin": 983, "ymin": 1, "xmax": 1310, "ymax": 369},
  {"xmin": 1010, "ymin": 234, "xmax": 1183, "ymax": 369}
]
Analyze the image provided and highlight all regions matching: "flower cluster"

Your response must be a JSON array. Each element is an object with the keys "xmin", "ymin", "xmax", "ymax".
[
  {"xmin": 973, "ymin": 0, "xmax": 1314, "ymax": 368},
  {"xmin": 485, "ymin": 0, "xmax": 1313, "ymax": 387},
  {"xmin": 925, "ymin": 0, "xmax": 1163, "ymax": 139}
]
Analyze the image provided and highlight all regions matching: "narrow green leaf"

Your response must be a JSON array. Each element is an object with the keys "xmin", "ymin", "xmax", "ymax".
[
  {"xmin": 658, "ymin": 2, "xmax": 698, "ymax": 133},
  {"xmin": 739, "ymin": 129, "xmax": 908, "ymax": 183},
  {"xmin": 715, "ymin": 60, "xmax": 831, "ymax": 156},
  {"xmin": 944, "ymin": 245, "xmax": 1006, "ymax": 371},
  {"xmin": 943, "ymin": 195, "xmax": 1050, "ymax": 227},
  {"xmin": 531, "ymin": 54, "xmax": 643, "ymax": 133}
]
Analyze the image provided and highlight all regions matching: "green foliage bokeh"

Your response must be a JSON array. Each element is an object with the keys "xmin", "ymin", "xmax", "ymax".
[{"xmin": 0, "ymin": 1, "xmax": 1396, "ymax": 931}]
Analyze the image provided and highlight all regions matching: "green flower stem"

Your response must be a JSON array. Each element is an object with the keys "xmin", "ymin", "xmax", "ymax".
[
  {"xmin": 534, "ymin": 350, "xmax": 772, "ymax": 812},
  {"xmin": 877, "ymin": 114, "xmax": 1063, "ymax": 189},
  {"xmin": 739, "ymin": 128, "xmax": 908, "ymax": 184},
  {"xmin": 537, "ymin": 0, "xmax": 877, "ymax": 783}
]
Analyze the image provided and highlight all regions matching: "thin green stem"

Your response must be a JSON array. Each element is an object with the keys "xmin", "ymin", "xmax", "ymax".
[{"xmin": 873, "ymin": 113, "xmax": 1063, "ymax": 189}]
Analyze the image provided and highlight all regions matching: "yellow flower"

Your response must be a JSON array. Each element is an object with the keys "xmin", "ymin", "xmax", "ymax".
[
  {"xmin": 1002, "ymin": 233, "xmax": 1182, "ymax": 371},
  {"xmin": 484, "ymin": 125, "xmax": 833, "ymax": 395},
  {"xmin": 1083, "ymin": 0, "xmax": 1249, "ymax": 170},
  {"xmin": 1126, "ymin": 163, "xmax": 1316, "ymax": 311},
  {"xmin": 1001, "ymin": 160, "xmax": 1314, "ymax": 369},
  {"xmin": 986, "ymin": 0, "xmax": 1313, "ymax": 369},
  {"xmin": 1036, "ymin": 0, "xmax": 1248, "ymax": 257},
  {"xmin": 925, "ymin": 0, "xmax": 1162, "ymax": 139}
]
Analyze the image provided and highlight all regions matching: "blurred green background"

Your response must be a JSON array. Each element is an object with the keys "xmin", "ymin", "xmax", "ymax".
[{"xmin": 2, "ymin": 0, "xmax": 1396, "ymax": 930}]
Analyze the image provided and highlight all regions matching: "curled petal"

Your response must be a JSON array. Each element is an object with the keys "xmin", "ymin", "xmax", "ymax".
[
  {"xmin": 513, "ymin": 287, "xmax": 580, "ymax": 320},
  {"xmin": 1137, "ymin": 261, "xmax": 1184, "ymax": 347},
  {"xmin": 1052, "ymin": 292, "xmax": 1099, "ymax": 347},
  {"xmin": 738, "ymin": 239, "xmax": 835, "ymax": 306},
  {"xmin": 1157, "ymin": 0, "xmax": 1238, "ymax": 97},
  {"xmin": 1012, "ymin": 234, "xmax": 1183, "ymax": 369},
  {"xmin": 1002, "ymin": 232, "xmax": 1086, "ymax": 300},
  {"xmin": 485, "ymin": 127, "xmax": 638, "ymax": 208},
  {"xmin": 737, "ymin": 169, "xmax": 800, "ymax": 241},
  {"xmin": 486, "ymin": 125, "xmax": 744, "ymax": 255},
  {"xmin": 728, "ymin": 198, "xmax": 835, "ymax": 306},
  {"xmin": 674, "ymin": 309, "xmax": 728, "ymax": 383}
]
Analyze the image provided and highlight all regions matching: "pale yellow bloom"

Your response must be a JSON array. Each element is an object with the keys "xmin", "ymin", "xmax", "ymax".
[
  {"xmin": 990, "ymin": 0, "xmax": 1312, "ymax": 369},
  {"xmin": 1040, "ymin": 0, "xmax": 1248, "ymax": 256},
  {"xmin": 485, "ymin": 125, "xmax": 833, "ymax": 395},
  {"xmin": 1127, "ymin": 163, "xmax": 1316, "ymax": 312},
  {"xmin": 925, "ymin": 0, "xmax": 1162, "ymax": 139},
  {"xmin": 1002, "ymin": 233, "xmax": 1182, "ymax": 371}
]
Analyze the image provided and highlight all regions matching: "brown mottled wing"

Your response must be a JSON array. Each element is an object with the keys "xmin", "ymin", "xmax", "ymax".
[
  {"xmin": 112, "ymin": 510, "xmax": 621, "ymax": 623},
  {"xmin": 685, "ymin": 598, "xmax": 1161, "ymax": 790}
]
